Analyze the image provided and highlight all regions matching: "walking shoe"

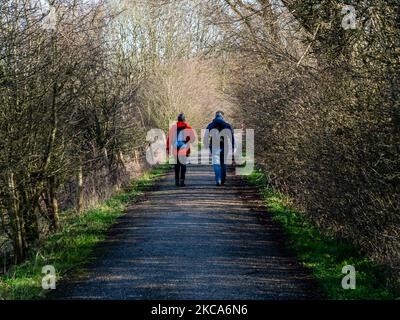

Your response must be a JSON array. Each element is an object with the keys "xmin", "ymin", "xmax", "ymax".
[{"xmin": 180, "ymin": 179, "xmax": 185, "ymax": 187}]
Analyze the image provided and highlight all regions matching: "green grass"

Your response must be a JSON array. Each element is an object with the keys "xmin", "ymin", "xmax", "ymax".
[
  {"xmin": 0, "ymin": 164, "xmax": 170, "ymax": 300},
  {"xmin": 247, "ymin": 169, "xmax": 398, "ymax": 300}
]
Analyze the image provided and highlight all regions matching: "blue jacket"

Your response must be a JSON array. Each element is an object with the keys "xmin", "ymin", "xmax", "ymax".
[{"xmin": 205, "ymin": 116, "xmax": 234, "ymax": 151}]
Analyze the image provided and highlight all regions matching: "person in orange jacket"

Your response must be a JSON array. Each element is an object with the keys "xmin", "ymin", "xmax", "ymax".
[{"xmin": 167, "ymin": 113, "xmax": 195, "ymax": 187}]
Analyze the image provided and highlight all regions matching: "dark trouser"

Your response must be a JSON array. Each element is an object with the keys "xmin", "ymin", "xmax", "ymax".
[{"xmin": 174, "ymin": 160, "xmax": 187, "ymax": 182}]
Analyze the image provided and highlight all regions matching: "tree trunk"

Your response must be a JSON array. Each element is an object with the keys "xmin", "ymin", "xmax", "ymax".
[
  {"xmin": 7, "ymin": 172, "xmax": 25, "ymax": 263},
  {"xmin": 76, "ymin": 160, "xmax": 84, "ymax": 214},
  {"xmin": 48, "ymin": 176, "xmax": 60, "ymax": 230}
]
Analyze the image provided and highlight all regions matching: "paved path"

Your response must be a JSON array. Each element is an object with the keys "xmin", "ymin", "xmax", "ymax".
[{"xmin": 54, "ymin": 165, "xmax": 320, "ymax": 300}]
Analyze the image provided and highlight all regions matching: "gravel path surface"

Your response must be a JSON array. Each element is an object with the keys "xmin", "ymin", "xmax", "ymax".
[{"xmin": 54, "ymin": 165, "xmax": 320, "ymax": 300}]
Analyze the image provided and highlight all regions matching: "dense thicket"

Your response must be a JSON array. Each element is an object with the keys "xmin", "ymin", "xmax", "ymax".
[
  {"xmin": 208, "ymin": 0, "xmax": 400, "ymax": 278},
  {"xmin": 0, "ymin": 0, "xmax": 219, "ymax": 266}
]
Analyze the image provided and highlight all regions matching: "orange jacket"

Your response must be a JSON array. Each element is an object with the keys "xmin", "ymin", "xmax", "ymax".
[{"xmin": 167, "ymin": 121, "xmax": 195, "ymax": 157}]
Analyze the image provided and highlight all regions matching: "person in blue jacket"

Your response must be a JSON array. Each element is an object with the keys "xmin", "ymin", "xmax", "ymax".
[{"xmin": 204, "ymin": 111, "xmax": 235, "ymax": 186}]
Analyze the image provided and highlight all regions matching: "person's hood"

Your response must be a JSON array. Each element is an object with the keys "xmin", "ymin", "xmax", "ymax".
[
  {"xmin": 216, "ymin": 115, "xmax": 225, "ymax": 121},
  {"xmin": 211, "ymin": 115, "xmax": 226, "ymax": 126},
  {"xmin": 176, "ymin": 121, "xmax": 190, "ymax": 129}
]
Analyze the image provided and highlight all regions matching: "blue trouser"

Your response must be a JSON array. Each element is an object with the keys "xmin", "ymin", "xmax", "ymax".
[{"xmin": 212, "ymin": 152, "xmax": 227, "ymax": 184}]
